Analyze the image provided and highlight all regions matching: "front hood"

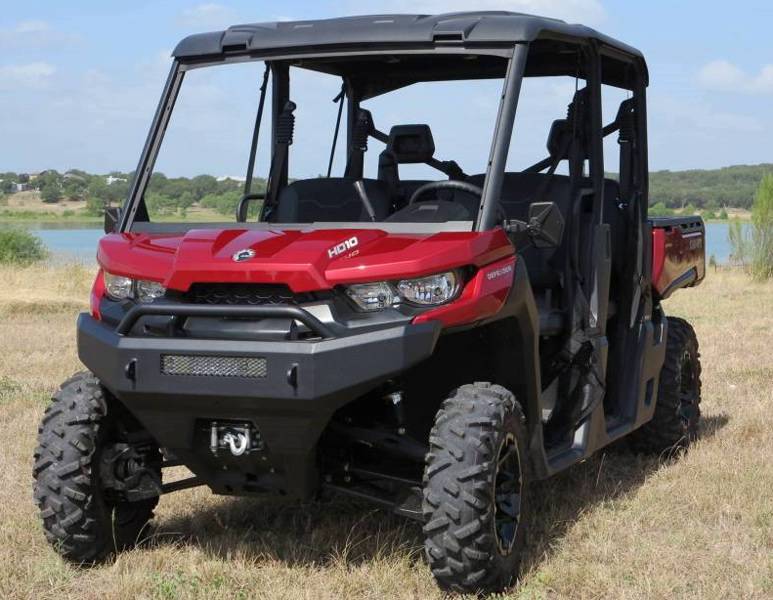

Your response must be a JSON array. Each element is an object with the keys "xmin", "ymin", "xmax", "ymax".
[{"xmin": 97, "ymin": 227, "xmax": 512, "ymax": 292}]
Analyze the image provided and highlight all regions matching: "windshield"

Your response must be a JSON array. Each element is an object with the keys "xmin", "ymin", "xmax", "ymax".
[{"xmin": 127, "ymin": 53, "xmax": 509, "ymax": 232}]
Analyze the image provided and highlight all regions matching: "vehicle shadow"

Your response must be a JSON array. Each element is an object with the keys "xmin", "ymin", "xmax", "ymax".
[{"xmin": 146, "ymin": 412, "xmax": 729, "ymax": 574}]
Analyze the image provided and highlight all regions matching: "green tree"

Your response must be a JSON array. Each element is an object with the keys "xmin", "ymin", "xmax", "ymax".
[
  {"xmin": 63, "ymin": 177, "xmax": 87, "ymax": 200},
  {"xmin": 40, "ymin": 181, "xmax": 61, "ymax": 203},
  {"xmin": 190, "ymin": 174, "xmax": 219, "ymax": 200},
  {"xmin": 728, "ymin": 219, "xmax": 749, "ymax": 266},
  {"xmin": 0, "ymin": 173, "xmax": 16, "ymax": 194},
  {"xmin": 648, "ymin": 201, "xmax": 674, "ymax": 217},
  {"xmin": 749, "ymin": 173, "xmax": 773, "ymax": 280}
]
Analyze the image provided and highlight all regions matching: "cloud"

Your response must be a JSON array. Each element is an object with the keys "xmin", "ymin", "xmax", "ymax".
[
  {"xmin": 0, "ymin": 62, "xmax": 55, "ymax": 90},
  {"xmin": 367, "ymin": 0, "xmax": 606, "ymax": 26},
  {"xmin": 179, "ymin": 3, "xmax": 239, "ymax": 30},
  {"xmin": 698, "ymin": 60, "xmax": 773, "ymax": 94},
  {"xmin": 0, "ymin": 20, "xmax": 78, "ymax": 49}
]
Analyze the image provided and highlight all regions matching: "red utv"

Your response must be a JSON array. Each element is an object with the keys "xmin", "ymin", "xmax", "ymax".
[{"xmin": 33, "ymin": 11, "xmax": 705, "ymax": 594}]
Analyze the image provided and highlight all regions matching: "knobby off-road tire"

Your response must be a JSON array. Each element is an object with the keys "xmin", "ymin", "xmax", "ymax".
[
  {"xmin": 32, "ymin": 372, "xmax": 159, "ymax": 563},
  {"xmin": 629, "ymin": 317, "xmax": 702, "ymax": 454},
  {"xmin": 422, "ymin": 382, "xmax": 529, "ymax": 594}
]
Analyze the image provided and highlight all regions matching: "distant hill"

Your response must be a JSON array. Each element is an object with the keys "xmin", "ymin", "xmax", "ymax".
[
  {"xmin": 649, "ymin": 164, "xmax": 773, "ymax": 210},
  {"xmin": 3, "ymin": 164, "xmax": 772, "ymax": 211}
]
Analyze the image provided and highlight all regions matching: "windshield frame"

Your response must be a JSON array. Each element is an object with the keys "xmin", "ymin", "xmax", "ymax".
[{"xmin": 118, "ymin": 44, "xmax": 527, "ymax": 234}]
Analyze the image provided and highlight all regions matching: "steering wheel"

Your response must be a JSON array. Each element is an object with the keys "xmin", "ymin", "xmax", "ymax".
[{"xmin": 408, "ymin": 180, "xmax": 483, "ymax": 205}]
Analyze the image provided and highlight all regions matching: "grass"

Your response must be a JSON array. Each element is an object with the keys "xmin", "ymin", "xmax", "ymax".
[
  {"xmin": 0, "ymin": 191, "xmax": 234, "ymax": 224},
  {"xmin": 0, "ymin": 264, "xmax": 771, "ymax": 599}
]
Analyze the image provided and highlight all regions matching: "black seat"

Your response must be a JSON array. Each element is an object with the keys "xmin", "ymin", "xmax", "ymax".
[
  {"xmin": 378, "ymin": 125, "xmax": 437, "ymax": 207},
  {"xmin": 466, "ymin": 172, "xmax": 573, "ymax": 290},
  {"xmin": 271, "ymin": 178, "xmax": 391, "ymax": 223}
]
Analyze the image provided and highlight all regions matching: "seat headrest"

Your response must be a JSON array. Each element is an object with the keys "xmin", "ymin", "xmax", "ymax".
[{"xmin": 386, "ymin": 125, "xmax": 435, "ymax": 163}]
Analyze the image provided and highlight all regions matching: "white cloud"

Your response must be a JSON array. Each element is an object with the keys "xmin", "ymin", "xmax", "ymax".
[
  {"xmin": 698, "ymin": 59, "xmax": 773, "ymax": 94},
  {"xmin": 0, "ymin": 20, "xmax": 78, "ymax": 48},
  {"xmin": 371, "ymin": 0, "xmax": 606, "ymax": 26},
  {"xmin": 14, "ymin": 20, "xmax": 52, "ymax": 34},
  {"xmin": 179, "ymin": 4, "xmax": 239, "ymax": 30},
  {"xmin": 0, "ymin": 62, "xmax": 55, "ymax": 90}
]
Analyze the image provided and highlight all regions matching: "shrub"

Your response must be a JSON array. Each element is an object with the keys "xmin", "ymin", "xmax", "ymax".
[
  {"xmin": 728, "ymin": 219, "xmax": 748, "ymax": 266},
  {"xmin": 683, "ymin": 202, "xmax": 698, "ymax": 216},
  {"xmin": 648, "ymin": 201, "xmax": 674, "ymax": 217},
  {"xmin": 702, "ymin": 209, "xmax": 716, "ymax": 220},
  {"xmin": 718, "ymin": 208, "xmax": 728, "ymax": 220},
  {"xmin": 0, "ymin": 229, "xmax": 48, "ymax": 265},
  {"xmin": 200, "ymin": 191, "xmax": 256, "ymax": 217},
  {"xmin": 749, "ymin": 174, "xmax": 773, "ymax": 281}
]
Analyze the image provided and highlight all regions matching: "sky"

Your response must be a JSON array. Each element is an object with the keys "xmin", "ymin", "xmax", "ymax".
[{"xmin": 1, "ymin": 0, "xmax": 771, "ymax": 178}]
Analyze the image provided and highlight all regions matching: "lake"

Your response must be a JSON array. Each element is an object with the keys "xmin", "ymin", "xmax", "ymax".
[{"xmin": 2, "ymin": 222, "xmax": 747, "ymax": 264}]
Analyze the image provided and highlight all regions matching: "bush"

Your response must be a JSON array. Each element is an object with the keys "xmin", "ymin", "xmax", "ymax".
[
  {"xmin": 683, "ymin": 203, "xmax": 698, "ymax": 216},
  {"xmin": 200, "ymin": 191, "xmax": 255, "ymax": 217},
  {"xmin": 649, "ymin": 201, "xmax": 674, "ymax": 217},
  {"xmin": 718, "ymin": 208, "xmax": 728, "ymax": 220},
  {"xmin": 0, "ymin": 229, "xmax": 48, "ymax": 265},
  {"xmin": 728, "ymin": 219, "xmax": 748, "ymax": 266},
  {"xmin": 702, "ymin": 209, "xmax": 716, "ymax": 220},
  {"xmin": 750, "ymin": 173, "xmax": 773, "ymax": 280}
]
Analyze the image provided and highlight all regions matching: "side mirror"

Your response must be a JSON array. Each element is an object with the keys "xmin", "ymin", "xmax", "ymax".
[
  {"xmin": 503, "ymin": 201, "xmax": 565, "ymax": 249},
  {"xmin": 527, "ymin": 202, "xmax": 565, "ymax": 248},
  {"xmin": 104, "ymin": 207, "xmax": 121, "ymax": 234}
]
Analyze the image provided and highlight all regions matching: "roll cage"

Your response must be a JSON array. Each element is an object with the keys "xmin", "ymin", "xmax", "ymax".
[{"xmin": 118, "ymin": 14, "xmax": 649, "ymax": 237}]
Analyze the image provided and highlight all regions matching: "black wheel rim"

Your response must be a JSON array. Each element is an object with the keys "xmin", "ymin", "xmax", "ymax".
[
  {"xmin": 494, "ymin": 433, "xmax": 523, "ymax": 555},
  {"xmin": 677, "ymin": 349, "xmax": 699, "ymax": 426}
]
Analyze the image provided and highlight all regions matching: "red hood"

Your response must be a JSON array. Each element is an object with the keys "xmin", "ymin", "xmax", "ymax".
[{"xmin": 97, "ymin": 227, "xmax": 513, "ymax": 293}]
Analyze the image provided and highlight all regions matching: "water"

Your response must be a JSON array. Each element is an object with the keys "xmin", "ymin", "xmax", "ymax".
[{"xmin": 3, "ymin": 222, "xmax": 750, "ymax": 264}]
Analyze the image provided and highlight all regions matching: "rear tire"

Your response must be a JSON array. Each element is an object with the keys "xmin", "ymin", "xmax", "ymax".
[
  {"xmin": 629, "ymin": 317, "xmax": 702, "ymax": 454},
  {"xmin": 32, "ymin": 372, "xmax": 160, "ymax": 563},
  {"xmin": 422, "ymin": 382, "xmax": 529, "ymax": 594}
]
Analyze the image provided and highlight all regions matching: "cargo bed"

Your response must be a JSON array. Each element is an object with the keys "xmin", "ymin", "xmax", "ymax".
[{"xmin": 650, "ymin": 216, "xmax": 706, "ymax": 299}]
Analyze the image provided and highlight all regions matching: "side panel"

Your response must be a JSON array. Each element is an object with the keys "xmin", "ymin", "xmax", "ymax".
[{"xmin": 651, "ymin": 216, "xmax": 706, "ymax": 299}]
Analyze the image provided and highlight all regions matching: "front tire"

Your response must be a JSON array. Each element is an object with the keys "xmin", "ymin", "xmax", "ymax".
[
  {"xmin": 32, "ymin": 372, "xmax": 160, "ymax": 563},
  {"xmin": 629, "ymin": 317, "xmax": 702, "ymax": 454},
  {"xmin": 422, "ymin": 382, "xmax": 529, "ymax": 594}
]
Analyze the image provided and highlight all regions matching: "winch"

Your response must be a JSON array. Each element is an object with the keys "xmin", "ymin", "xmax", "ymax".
[{"xmin": 209, "ymin": 421, "xmax": 264, "ymax": 457}]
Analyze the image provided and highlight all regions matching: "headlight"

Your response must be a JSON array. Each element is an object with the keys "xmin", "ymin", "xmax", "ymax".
[
  {"xmin": 345, "ymin": 271, "xmax": 461, "ymax": 311},
  {"xmin": 345, "ymin": 281, "xmax": 396, "ymax": 311},
  {"xmin": 102, "ymin": 272, "xmax": 166, "ymax": 303},
  {"xmin": 104, "ymin": 272, "xmax": 133, "ymax": 300},
  {"xmin": 136, "ymin": 279, "xmax": 167, "ymax": 303},
  {"xmin": 397, "ymin": 271, "xmax": 459, "ymax": 306}
]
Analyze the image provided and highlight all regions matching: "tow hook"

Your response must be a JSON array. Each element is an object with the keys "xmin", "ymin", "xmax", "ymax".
[{"xmin": 209, "ymin": 421, "xmax": 264, "ymax": 457}]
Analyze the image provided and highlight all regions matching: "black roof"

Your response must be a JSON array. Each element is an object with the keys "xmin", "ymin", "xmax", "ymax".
[{"xmin": 173, "ymin": 11, "xmax": 644, "ymax": 65}]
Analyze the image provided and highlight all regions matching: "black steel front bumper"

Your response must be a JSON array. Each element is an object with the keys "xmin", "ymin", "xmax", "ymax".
[{"xmin": 77, "ymin": 310, "xmax": 441, "ymax": 498}]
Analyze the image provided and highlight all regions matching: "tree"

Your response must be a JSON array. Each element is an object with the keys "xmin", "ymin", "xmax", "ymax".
[
  {"xmin": 0, "ymin": 179, "xmax": 14, "ymax": 194},
  {"xmin": 190, "ymin": 174, "xmax": 219, "ymax": 200},
  {"xmin": 63, "ymin": 177, "xmax": 87, "ymax": 200},
  {"xmin": 648, "ymin": 201, "xmax": 674, "ymax": 217},
  {"xmin": 40, "ymin": 181, "xmax": 62, "ymax": 203},
  {"xmin": 750, "ymin": 173, "xmax": 773, "ymax": 280},
  {"xmin": 728, "ymin": 219, "xmax": 748, "ymax": 266}
]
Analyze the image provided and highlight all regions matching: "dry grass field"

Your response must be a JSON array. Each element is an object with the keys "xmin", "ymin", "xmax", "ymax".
[{"xmin": 0, "ymin": 264, "xmax": 771, "ymax": 599}]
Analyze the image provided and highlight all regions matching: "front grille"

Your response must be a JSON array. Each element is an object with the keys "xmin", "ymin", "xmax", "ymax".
[
  {"xmin": 161, "ymin": 354, "xmax": 267, "ymax": 378},
  {"xmin": 182, "ymin": 283, "xmax": 303, "ymax": 306}
]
